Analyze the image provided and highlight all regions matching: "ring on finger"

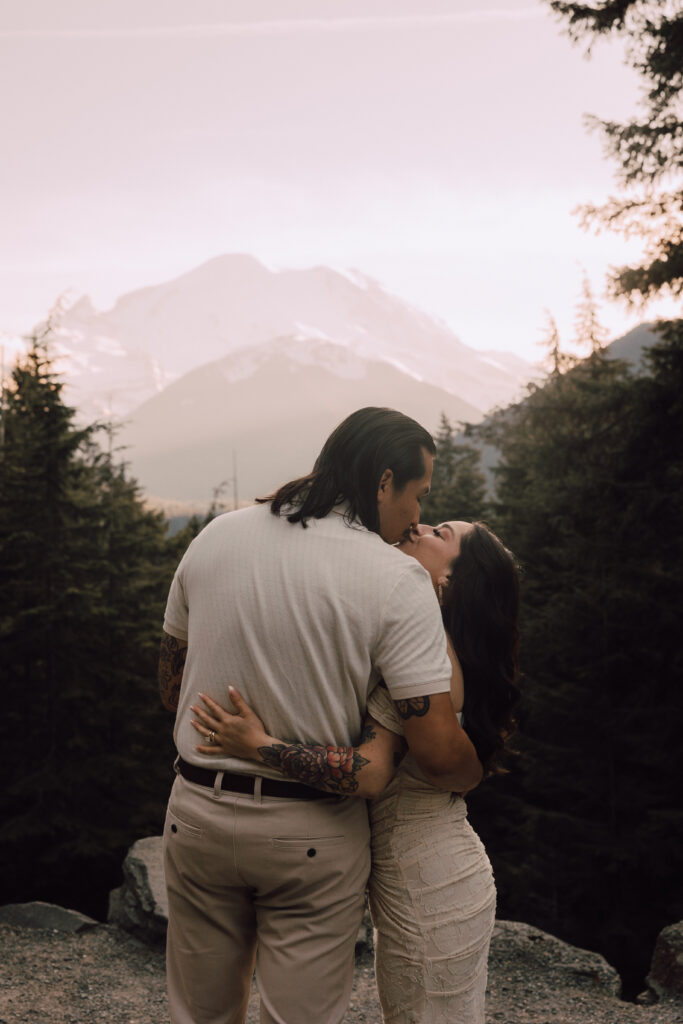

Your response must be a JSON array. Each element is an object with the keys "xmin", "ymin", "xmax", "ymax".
[{"xmin": 208, "ymin": 730, "xmax": 215, "ymax": 744}]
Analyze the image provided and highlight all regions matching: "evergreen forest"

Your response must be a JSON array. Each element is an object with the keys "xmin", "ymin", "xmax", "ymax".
[
  {"xmin": 0, "ymin": 325, "xmax": 205, "ymax": 919},
  {"xmin": 424, "ymin": 325, "xmax": 683, "ymax": 995}
]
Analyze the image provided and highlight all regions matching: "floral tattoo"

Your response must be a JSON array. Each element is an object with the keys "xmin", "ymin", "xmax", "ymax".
[{"xmin": 258, "ymin": 743, "xmax": 370, "ymax": 794}]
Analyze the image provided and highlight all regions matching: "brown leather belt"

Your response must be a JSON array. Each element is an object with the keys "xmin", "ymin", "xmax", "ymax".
[{"xmin": 177, "ymin": 757, "xmax": 330, "ymax": 800}]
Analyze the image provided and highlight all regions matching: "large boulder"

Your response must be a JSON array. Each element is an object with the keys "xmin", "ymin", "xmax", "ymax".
[
  {"xmin": 646, "ymin": 921, "xmax": 683, "ymax": 1001},
  {"xmin": 0, "ymin": 901, "xmax": 97, "ymax": 933},
  {"xmin": 108, "ymin": 836, "xmax": 168, "ymax": 944},
  {"xmin": 489, "ymin": 920, "xmax": 622, "ymax": 998}
]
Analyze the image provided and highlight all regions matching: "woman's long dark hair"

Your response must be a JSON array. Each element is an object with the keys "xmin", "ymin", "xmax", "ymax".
[
  {"xmin": 257, "ymin": 407, "xmax": 436, "ymax": 534},
  {"xmin": 441, "ymin": 522, "xmax": 520, "ymax": 775}
]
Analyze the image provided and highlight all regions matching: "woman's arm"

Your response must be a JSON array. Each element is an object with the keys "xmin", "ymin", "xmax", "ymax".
[{"xmin": 191, "ymin": 689, "xmax": 406, "ymax": 799}]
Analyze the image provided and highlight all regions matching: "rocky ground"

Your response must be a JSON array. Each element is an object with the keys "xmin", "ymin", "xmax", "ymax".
[{"xmin": 1, "ymin": 916, "xmax": 683, "ymax": 1024}]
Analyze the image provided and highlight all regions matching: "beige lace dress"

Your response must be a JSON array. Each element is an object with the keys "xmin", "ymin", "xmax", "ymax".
[{"xmin": 367, "ymin": 685, "xmax": 496, "ymax": 1024}]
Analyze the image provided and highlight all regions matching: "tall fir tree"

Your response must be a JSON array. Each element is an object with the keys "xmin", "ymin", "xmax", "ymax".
[
  {"xmin": 0, "ymin": 328, "xmax": 188, "ymax": 915},
  {"xmin": 548, "ymin": 0, "xmax": 683, "ymax": 305},
  {"xmin": 573, "ymin": 274, "xmax": 609, "ymax": 354},
  {"xmin": 538, "ymin": 310, "xmax": 578, "ymax": 376},
  {"xmin": 421, "ymin": 414, "xmax": 489, "ymax": 525},
  {"xmin": 469, "ymin": 335, "xmax": 683, "ymax": 990}
]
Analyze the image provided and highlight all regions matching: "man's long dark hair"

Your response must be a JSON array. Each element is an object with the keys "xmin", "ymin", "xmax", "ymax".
[
  {"xmin": 258, "ymin": 407, "xmax": 436, "ymax": 533},
  {"xmin": 441, "ymin": 522, "xmax": 521, "ymax": 775}
]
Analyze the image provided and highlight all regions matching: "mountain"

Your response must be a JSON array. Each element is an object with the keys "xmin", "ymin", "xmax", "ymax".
[
  {"xmin": 52, "ymin": 254, "xmax": 532, "ymax": 422},
  {"xmin": 605, "ymin": 322, "xmax": 659, "ymax": 366},
  {"xmin": 117, "ymin": 336, "xmax": 484, "ymax": 503},
  {"xmin": 462, "ymin": 322, "xmax": 665, "ymax": 494}
]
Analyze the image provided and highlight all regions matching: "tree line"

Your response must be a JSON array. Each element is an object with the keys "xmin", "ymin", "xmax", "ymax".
[
  {"xmin": 428, "ymin": 326, "xmax": 682, "ymax": 993},
  {"xmin": 0, "ymin": 325, "xmax": 207, "ymax": 918}
]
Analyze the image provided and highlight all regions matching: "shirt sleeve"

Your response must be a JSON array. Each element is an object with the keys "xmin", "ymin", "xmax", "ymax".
[
  {"xmin": 163, "ymin": 565, "xmax": 189, "ymax": 641},
  {"xmin": 373, "ymin": 562, "xmax": 452, "ymax": 701},
  {"xmin": 367, "ymin": 683, "xmax": 405, "ymax": 736}
]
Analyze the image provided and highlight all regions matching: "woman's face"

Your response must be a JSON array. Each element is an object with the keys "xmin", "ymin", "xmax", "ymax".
[{"xmin": 396, "ymin": 521, "xmax": 473, "ymax": 587}]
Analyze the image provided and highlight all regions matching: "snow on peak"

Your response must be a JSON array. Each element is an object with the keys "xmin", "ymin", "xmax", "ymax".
[
  {"xmin": 218, "ymin": 335, "xmax": 370, "ymax": 383},
  {"xmin": 52, "ymin": 255, "xmax": 533, "ymax": 418},
  {"xmin": 327, "ymin": 266, "xmax": 373, "ymax": 290}
]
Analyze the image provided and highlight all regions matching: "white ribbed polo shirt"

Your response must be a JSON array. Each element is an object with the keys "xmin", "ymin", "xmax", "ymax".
[{"xmin": 164, "ymin": 502, "xmax": 451, "ymax": 778}]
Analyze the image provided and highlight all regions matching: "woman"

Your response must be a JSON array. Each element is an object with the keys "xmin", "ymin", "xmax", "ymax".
[{"xmin": 192, "ymin": 520, "xmax": 520, "ymax": 1024}]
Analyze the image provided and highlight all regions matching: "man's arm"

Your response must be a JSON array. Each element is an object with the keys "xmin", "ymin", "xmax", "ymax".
[
  {"xmin": 397, "ymin": 691, "xmax": 483, "ymax": 793},
  {"xmin": 376, "ymin": 567, "xmax": 483, "ymax": 793},
  {"xmin": 158, "ymin": 630, "xmax": 188, "ymax": 712},
  {"xmin": 191, "ymin": 690, "xmax": 406, "ymax": 799}
]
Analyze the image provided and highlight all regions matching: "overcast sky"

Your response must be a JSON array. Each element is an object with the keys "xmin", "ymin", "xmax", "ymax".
[{"xmin": 1, "ymin": 0, "xmax": 678, "ymax": 362}]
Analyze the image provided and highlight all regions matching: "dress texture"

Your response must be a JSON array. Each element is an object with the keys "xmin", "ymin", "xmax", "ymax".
[{"xmin": 367, "ymin": 685, "xmax": 496, "ymax": 1024}]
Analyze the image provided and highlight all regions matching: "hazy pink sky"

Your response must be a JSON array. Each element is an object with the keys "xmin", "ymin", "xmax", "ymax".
[{"xmin": 1, "ymin": 0, "xmax": 677, "ymax": 361}]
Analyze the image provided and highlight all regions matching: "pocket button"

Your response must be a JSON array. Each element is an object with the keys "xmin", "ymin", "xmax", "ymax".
[
  {"xmin": 171, "ymin": 824, "xmax": 178, "ymax": 833},
  {"xmin": 307, "ymin": 848, "xmax": 316, "ymax": 858}
]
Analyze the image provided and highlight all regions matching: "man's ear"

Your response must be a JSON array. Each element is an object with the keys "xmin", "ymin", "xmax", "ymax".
[{"xmin": 377, "ymin": 468, "xmax": 394, "ymax": 502}]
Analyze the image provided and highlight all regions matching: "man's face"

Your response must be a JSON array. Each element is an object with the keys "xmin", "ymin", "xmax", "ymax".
[{"xmin": 376, "ymin": 447, "xmax": 434, "ymax": 544}]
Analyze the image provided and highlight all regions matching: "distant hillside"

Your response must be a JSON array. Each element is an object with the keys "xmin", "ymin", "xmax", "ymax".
[
  {"xmin": 605, "ymin": 322, "xmax": 659, "ymax": 366},
  {"xmin": 463, "ymin": 322, "xmax": 664, "ymax": 493},
  {"xmin": 119, "ymin": 337, "xmax": 483, "ymax": 503}
]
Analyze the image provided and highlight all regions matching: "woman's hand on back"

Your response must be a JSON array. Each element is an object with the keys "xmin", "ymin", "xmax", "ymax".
[{"xmin": 191, "ymin": 689, "xmax": 273, "ymax": 759}]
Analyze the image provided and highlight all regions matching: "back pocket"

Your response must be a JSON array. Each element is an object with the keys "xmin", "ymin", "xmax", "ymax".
[{"xmin": 167, "ymin": 808, "xmax": 202, "ymax": 839}]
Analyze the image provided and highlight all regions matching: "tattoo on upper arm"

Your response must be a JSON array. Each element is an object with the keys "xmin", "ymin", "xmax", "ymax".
[
  {"xmin": 394, "ymin": 695, "xmax": 431, "ymax": 720},
  {"xmin": 158, "ymin": 633, "xmax": 187, "ymax": 711},
  {"xmin": 257, "ymin": 743, "xmax": 370, "ymax": 794}
]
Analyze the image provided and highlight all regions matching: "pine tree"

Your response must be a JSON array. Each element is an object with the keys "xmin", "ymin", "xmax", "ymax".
[
  {"xmin": 547, "ymin": 0, "xmax": 683, "ymax": 305},
  {"xmin": 538, "ymin": 310, "xmax": 576, "ymax": 375},
  {"xmin": 470, "ymin": 337, "xmax": 683, "ymax": 989},
  {"xmin": 421, "ymin": 414, "xmax": 489, "ymax": 525},
  {"xmin": 573, "ymin": 274, "xmax": 609, "ymax": 354},
  {"xmin": 0, "ymin": 328, "xmax": 184, "ymax": 915}
]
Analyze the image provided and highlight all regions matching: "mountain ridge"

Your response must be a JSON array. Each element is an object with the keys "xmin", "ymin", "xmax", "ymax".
[
  {"xmin": 51, "ymin": 254, "xmax": 532, "ymax": 422},
  {"xmin": 118, "ymin": 337, "xmax": 484, "ymax": 503}
]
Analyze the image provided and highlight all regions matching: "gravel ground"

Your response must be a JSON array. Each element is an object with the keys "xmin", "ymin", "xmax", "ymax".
[{"xmin": 1, "ymin": 921, "xmax": 682, "ymax": 1024}]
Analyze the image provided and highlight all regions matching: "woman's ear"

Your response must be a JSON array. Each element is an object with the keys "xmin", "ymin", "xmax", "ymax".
[{"xmin": 437, "ymin": 574, "xmax": 450, "ymax": 605}]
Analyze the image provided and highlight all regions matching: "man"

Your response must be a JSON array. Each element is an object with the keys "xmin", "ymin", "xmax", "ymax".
[{"xmin": 159, "ymin": 407, "xmax": 482, "ymax": 1024}]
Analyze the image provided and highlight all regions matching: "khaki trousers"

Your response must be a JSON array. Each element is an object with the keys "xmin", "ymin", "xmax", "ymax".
[{"xmin": 163, "ymin": 773, "xmax": 371, "ymax": 1024}]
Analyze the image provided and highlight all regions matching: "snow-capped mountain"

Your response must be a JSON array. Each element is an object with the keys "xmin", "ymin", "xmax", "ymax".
[
  {"xmin": 52, "ymin": 254, "xmax": 532, "ymax": 422},
  {"xmin": 117, "ymin": 336, "xmax": 485, "ymax": 503}
]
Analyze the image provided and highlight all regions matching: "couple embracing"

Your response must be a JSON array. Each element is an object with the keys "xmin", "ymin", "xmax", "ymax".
[{"xmin": 159, "ymin": 407, "xmax": 520, "ymax": 1024}]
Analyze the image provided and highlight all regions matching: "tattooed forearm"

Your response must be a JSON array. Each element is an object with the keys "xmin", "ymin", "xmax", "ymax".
[
  {"xmin": 395, "ymin": 696, "xmax": 431, "ymax": 720},
  {"xmin": 257, "ymin": 743, "xmax": 370, "ymax": 794},
  {"xmin": 158, "ymin": 632, "xmax": 188, "ymax": 711}
]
